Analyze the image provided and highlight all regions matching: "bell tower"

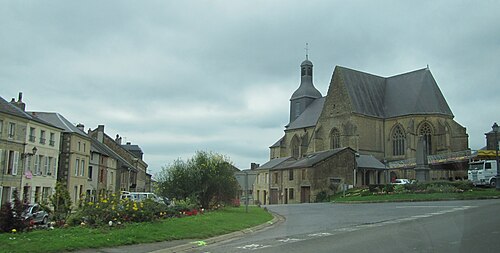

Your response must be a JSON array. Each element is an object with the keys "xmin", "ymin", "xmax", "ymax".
[{"xmin": 289, "ymin": 46, "xmax": 322, "ymax": 124}]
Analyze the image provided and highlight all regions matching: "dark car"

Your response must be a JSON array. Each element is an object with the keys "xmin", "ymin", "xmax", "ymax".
[{"xmin": 21, "ymin": 204, "xmax": 49, "ymax": 225}]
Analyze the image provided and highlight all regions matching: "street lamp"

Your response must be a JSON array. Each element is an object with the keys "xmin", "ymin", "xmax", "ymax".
[
  {"xmin": 21, "ymin": 146, "xmax": 37, "ymax": 159},
  {"xmin": 492, "ymin": 122, "xmax": 500, "ymax": 191}
]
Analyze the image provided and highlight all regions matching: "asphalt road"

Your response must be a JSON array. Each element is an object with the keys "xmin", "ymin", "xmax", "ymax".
[{"xmin": 188, "ymin": 199, "xmax": 500, "ymax": 253}]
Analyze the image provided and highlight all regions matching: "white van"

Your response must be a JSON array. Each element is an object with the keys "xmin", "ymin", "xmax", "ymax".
[{"xmin": 120, "ymin": 192, "xmax": 164, "ymax": 203}]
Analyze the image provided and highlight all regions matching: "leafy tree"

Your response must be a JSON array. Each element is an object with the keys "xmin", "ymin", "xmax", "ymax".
[
  {"xmin": 157, "ymin": 151, "xmax": 239, "ymax": 208},
  {"xmin": 50, "ymin": 182, "xmax": 72, "ymax": 222}
]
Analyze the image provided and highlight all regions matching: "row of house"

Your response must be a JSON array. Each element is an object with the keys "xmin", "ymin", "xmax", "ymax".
[{"xmin": 0, "ymin": 93, "xmax": 151, "ymax": 209}]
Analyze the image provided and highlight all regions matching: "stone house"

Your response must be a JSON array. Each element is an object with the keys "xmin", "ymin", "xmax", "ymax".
[
  {"xmin": 254, "ymin": 148, "xmax": 356, "ymax": 204},
  {"xmin": 30, "ymin": 112, "xmax": 92, "ymax": 208},
  {"xmin": 0, "ymin": 93, "xmax": 62, "ymax": 207},
  {"xmin": 88, "ymin": 125, "xmax": 149, "ymax": 193}
]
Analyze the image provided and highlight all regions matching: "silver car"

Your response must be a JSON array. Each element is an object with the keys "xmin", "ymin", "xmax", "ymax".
[{"xmin": 22, "ymin": 204, "xmax": 49, "ymax": 225}]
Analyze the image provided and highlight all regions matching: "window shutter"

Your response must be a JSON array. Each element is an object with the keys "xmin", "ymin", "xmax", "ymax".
[{"xmin": 12, "ymin": 151, "xmax": 19, "ymax": 175}]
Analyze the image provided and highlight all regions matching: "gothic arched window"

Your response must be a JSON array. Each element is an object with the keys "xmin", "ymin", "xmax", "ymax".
[
  {"xmin": 331, "ymin": 128, "xmax": 340, "ymax": 149},
  {"xmin": 392, "ymin": 125, "xmax": 406, "ymax": 156},
  {"xmin": 419, "ymin": 122, "xmax": 433, "ymax": 155},
  {"xmin": 291, "ymin": 136, "xmax": 300, "ymax": 159}
]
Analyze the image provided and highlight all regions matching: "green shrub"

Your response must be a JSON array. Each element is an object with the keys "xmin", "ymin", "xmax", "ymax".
[
  {"xmin": 383, "ymin": 184, "xmax": 394, "ymax": 193},
  {"xmin": 315, "ymin": 191, "xmax": 330, "ymax": 202},
  {"xmin": 393, "ymin": 185, "xmax": 408, "ymax": 194},
  {"xmin": 451, "ymin": 181, "xmax": 473, "ymax": 192}
]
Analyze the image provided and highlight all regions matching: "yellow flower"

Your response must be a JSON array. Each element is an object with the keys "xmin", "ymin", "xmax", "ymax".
[{"xmin": 11, "ymin": 229, "xmax": 17, "ymax": 233}]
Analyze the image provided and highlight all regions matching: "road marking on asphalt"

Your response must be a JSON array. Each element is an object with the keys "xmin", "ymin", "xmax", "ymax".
[
  {"xmin": 236, "ymin": 244, "xmax": 271, "ymax": 250},
  {"xmin": 277, "ymin": 238, "xmax": 303, "ymax": 243},
  {"xmin": 308, "ymin": 232, "xmax": 332, "ymax": 237}
]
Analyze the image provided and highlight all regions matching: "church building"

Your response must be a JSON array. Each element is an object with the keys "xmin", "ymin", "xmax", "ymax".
[{"xmin": 253, "ymin": 57, "xmax": 468, "ymax": 204}]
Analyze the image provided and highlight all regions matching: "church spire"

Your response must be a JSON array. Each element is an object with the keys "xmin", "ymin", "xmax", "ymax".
[{"xmin": 289, "ymin": 51, "xmax": 322, "ymax": 124}]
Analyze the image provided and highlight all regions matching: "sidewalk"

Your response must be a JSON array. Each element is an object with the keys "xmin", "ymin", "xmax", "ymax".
[{"xmin": 73, "ymin": 211, "xmax": 284, "ymax": 253}]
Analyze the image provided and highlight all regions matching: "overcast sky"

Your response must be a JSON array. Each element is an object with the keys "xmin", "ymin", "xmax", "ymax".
[{"xmin": 1, "ymin": 1, "xmax": 499, "ymax": 176}]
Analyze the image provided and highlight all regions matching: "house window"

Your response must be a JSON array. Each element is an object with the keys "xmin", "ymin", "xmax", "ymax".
[
  {"xmin": 52, "ymin": 158, "xmax": 57, "ymax": 177},
  {"xmin": 40, "ymin": 130, "xmax": 46, "ymax": 144},
  {"xmin": 0, "ymin": 120, "xmax": 3, "ymax": 135},
  {"xmin": 44, "ymin": 156, "xmax": 50, "ymax": 175},
  {"xmin": 331, "ymin": 128, "xmax": 340, "ymax": 149},
  {"xmin": 29, "ymin": 127, "xmax": 36, "ymax": 142},
  {"xmin": 7, "ymin": 151, "xmax": 19, "ymax": 175},
  {"xmin": 34, "ymin": 155, "xmax": 40, "ymax": 175},
  {"xmin": 88, "ymin": 166, "xmax": 93, "ymax": 180},
  {"xmin": 99, "ymin": 168, "xmax": 106, "ymax": 183},
  {"xmin": 289, "ymin": 169, "xmax": 294, "ymax": 180},
  {"xmin": 419, "ymin": 122, "xmax": 433, "ymax": 155},
  {"xmin": 289, "ymin": 188, "xmax": 294, "ymax": 199},
  {"xmin": 392, "ymin": 125, "xmax": 406, "ymax": 156},
  {"xmin": 273, "ymin": 172, "xmax": 278, "ymax": 184},
  {"xmin": 301, "ymin": 169, "xmax": 307, "ymax": 180},
  {"xmin": 83, "ymin": 143, "xmax": 86, "ymax": 152},
  {"xmin": 26, "ymin": 155, "xmax": 32, "ymax": 171},
  {"xmin": 75, "ymin": 159, "xmax": 80, "ymax": 176},
  {"xmin": 78, "ymin": 141, "xmax": 81, "ymax": 151},
  {"xmin": 80, "ymin": 160, "xmax": 85, "ymax": 177},
  {"xmin": 8, "ymin": 122, "xmax": 15, "ymax": 139},
  {"xmin": 49, "ymin": 133, "xmax": 55, "ymax": 146}
]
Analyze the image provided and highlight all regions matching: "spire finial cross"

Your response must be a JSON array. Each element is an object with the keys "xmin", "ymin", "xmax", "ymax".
[{"xmin": 305, "ymin": 43, "xmax": 309, "ymax": 60}]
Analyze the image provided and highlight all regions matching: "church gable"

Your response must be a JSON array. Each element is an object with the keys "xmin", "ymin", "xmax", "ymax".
[{"xmin": 384, "ymin": 69, "xmax": 453, "ymax": 118}]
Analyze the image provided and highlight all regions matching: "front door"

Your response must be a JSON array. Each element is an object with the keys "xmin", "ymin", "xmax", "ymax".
[
  {"xmin": 300, "ymin": 186, "xmax": 310, "ymax": 203},
  {"xmin": 270, "ymin": 189, "xmax": 279, "ymax": 204}
]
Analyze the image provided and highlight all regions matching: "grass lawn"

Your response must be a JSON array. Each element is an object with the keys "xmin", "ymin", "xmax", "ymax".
[
  {"xmin": 0, "ymin": 206, "xmax": 272, "ymax": 253},
  {"xmin": 331, "ymin": 188, "xmax": 500, "ymax": 203}
]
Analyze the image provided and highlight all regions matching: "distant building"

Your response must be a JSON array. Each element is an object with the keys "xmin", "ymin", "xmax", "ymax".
[
  {"xmin": 88, "ymin": 126, "xmax": 149, "ymax": 193},
  {"xmin": 255, "ymin": 57, "xmax": 469, "ymax": 203}
]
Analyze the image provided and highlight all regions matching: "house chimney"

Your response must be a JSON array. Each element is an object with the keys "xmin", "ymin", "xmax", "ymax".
[
  {"xmin": 250, "ymin": 163, "xmax": 260, "ymax": 170},
  {"xmin": 97, "ymin": 125, "xmax": 105, "ymax": 142},
  {"xmin": 126, "ymin": 142, "xmax": 131, "ymax": 145},
  {"xmin": 115, "ymin": 134, "xmax": 122, "ymax": 144},
  {"xmin": 76, "ymin": 123, "xmax": 84, "ymax": 132},
  {"xmin": 10, "ymin": 92, "xmax": 26, "ymax": 111}
]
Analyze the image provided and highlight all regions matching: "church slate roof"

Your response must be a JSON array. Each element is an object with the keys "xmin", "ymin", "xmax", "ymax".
[
  {"xmin": 338, "ymin": 66, "xmax": 453, "ymax": 118},
  {"xmin": 286, "ymin": 97, "xmax": 325, "ymax": 130}
]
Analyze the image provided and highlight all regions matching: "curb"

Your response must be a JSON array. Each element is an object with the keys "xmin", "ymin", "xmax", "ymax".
[
  {"xmin": 331, "ymin": 195, "xmax": 500, "ymax": 204},
  {"xmin": 152, "ymin": 210, "xmax": 285, "ymax": 253}
]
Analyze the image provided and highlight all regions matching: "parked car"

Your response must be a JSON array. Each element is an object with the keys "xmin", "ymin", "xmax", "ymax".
[
  {"xmin": 21, "ymin": 204, "xmax": 49, "ymax": 225},
  {"xmin": 392, "ymin": 179, "xmax": 411, "ymax": 185}
]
